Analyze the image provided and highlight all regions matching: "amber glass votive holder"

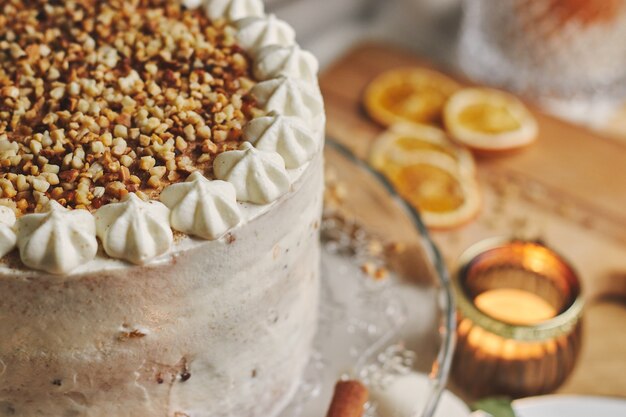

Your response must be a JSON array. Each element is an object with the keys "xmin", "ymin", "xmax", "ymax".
[{"xmin": 451, "ymin": 238, "xmax": 584, "ymax": 398}]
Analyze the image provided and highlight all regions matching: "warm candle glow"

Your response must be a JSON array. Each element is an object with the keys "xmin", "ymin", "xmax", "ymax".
[
  {"xmin": 454, "ymin": 239, "xmax": 583, "ymax": 398},
  {"xmin": 474, "ymin": 288, "xmax": 557, "ymax": 325}
]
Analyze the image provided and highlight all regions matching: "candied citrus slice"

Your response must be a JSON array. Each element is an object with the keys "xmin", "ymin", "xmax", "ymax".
[
  {"xmin": 369, "ymin": 123, "xmax": 476, "ymax": 177},
  {"xmin": 377, "ymin": 152, "xmax": 481, "ymax": 230},
  {"xmin": 364, "ymin": 68, "xmax": 461, "ymax": 127},
  {"xmin": 443, "ymin": 88, "xmax": 538, "ymax": 152}
]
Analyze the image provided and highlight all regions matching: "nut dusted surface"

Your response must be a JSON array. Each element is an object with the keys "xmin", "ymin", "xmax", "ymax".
[{"xmin": 0, "ymin": 0, "xmax": 261, "ymax": 215}]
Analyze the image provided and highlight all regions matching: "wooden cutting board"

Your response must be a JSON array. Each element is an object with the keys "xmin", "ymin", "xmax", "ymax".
[{"xmin": 320, "ymin": 42, "xmax": 626, "ymax": 399}]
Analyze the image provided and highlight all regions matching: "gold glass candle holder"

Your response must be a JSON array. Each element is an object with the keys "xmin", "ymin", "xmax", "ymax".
[{"xmin": 452, "ymin": 238, "xmax": 584, "ymax": 398}]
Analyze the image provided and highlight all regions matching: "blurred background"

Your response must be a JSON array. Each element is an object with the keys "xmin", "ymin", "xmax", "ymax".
[
  {"xmin": 267, "ymin": 0, "xmax": 460, "ymax": 68},
  {"xmin": 268, "ymin": 0, "xmax": 626, "ymax": 140},
  {"xmin": 290, "ymin": 0, "xmax": 626, "ymax": 412}
]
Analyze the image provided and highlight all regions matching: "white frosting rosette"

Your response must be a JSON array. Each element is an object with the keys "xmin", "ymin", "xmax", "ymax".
[
  {"xmin": 251, "ymin": 76, "xmax": 325, "ymax": 132},
  {"xmin": 15, "ymin": 201, "xmax": 98, "ymax": 274},
  {"xmin": 243, "ymin": 111, "xmax": 319, "ymax": 169},
  {"xmin": 95, "ymin": 193, "xmax": 173, "ymax": 265},
  {"xmin": 236, "ymin": 14, "xmax": 295, "ymax": 54},
  {"xmin": 213, "ymin": 142, "xmax": 290, "ymax": 205},
  {"xmin": 161, "ymin": 171, "xmax": 241, "ymax": 240},
  {"xmin": 254, "ymin": 44, "xmax": 319, "ymax": 85},
  {"xmin": 0, "ymin": 206, "xmax": 17, "ymax": 259},
  {"xmin": 204, "ymin": 0, "xmax": 264, "ymax": 21}
]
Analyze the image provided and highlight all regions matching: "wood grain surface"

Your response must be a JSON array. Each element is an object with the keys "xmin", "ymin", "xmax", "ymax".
[{"xmin": 320, "ymin": 42, "xmax": 626, "ymax": 399}]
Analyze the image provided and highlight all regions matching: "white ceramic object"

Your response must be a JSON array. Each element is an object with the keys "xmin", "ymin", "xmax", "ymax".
[{"xmin": 514, "ymin": 395, "xmax": 626, "ymax": 417}]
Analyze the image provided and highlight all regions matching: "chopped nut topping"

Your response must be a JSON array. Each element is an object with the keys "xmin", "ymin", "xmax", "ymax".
[{"xmin": 0, "ymin": 0, "xmax": 260, "ymax": 214}]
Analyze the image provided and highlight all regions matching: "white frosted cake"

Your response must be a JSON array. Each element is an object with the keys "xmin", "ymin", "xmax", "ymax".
[{"xmin": 0, "ymin": 1, "xmax": 324, "ymax": 416}]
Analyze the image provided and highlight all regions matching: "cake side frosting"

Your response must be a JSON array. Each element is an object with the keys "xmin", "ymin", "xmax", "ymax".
[{"xmin": 0, "ymin": 152, "xmax": 324, "ymax": 417}]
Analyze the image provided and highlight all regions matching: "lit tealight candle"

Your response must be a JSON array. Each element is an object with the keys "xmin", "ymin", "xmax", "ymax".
[
  {"xmin": 474, "ymin": 288, "xmax": 557, "ymax": 325},
  {"xmin": 452, "ymin": 238, "xmax": 584, "ymax": 398}
]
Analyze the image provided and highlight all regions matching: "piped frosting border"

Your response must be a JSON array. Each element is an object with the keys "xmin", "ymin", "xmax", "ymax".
[{"xmin": 0, "ymin": 0, "xmax": 324, "ymax": 274}]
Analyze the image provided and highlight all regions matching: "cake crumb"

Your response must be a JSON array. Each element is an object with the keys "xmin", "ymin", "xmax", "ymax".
[
  {"xmin": 323, "ymin": 171, "xmax": 403, "ymax": 282},
  {"xmin": 117, "ymin": 324, "xmax": 148, "ymax": 341},
  {"xmin": 361, "ymin": 262, "xmax": 376, "ymax": 277},
  {"xmin": 225, "ymin": 233, "xmax": 236, "ymax": 244}
]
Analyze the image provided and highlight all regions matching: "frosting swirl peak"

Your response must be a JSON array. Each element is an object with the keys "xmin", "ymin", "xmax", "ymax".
[
  {"xmin": 15, "ymin": 202, "xmax": 98, "ymax": 275},
  {"xmin": 236, "ymin": 14, "xmax": 296, "ymax": 54},
  {"xmin": 213, "ymin": 142, "xmax": 290, "ymax": 205},
  {"xmin": 204, "ymin": 0, "xmax": 265, "ymax": 21},
  {"xmin": 0, "ymin": 207, "xmax": 17, "ymax": 259},
  {"xmin": 244, "ymin": 112, "xmax": 318, "ymax": 169},
  {"xmin": 95, "ymin": 194, "xmax": 173, "ymax": 265},
  {"xmin": 254, "ymin": 44, "xmax": 319, "ymax": 85},
  {"xmin": 251, "ymin": 77, "xmax": 324, "ymax": 131},
  {"xmin": 161, "ymin": 172, "xmax": 241, "ymax": 240}
]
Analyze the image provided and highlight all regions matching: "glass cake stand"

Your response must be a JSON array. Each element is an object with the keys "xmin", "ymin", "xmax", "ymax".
[{"xmin": 279, "ymin": 140, "xmax": 456, "ymax": 417}]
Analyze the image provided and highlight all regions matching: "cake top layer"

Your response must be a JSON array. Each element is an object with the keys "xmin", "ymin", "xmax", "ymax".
[
  {"xmin": 0, "ymin": 0, "xmax": 324, "ymax": 274},
  {"xmin": 0, "ymin": 0, "xmax": 259, "ymax": 215}
]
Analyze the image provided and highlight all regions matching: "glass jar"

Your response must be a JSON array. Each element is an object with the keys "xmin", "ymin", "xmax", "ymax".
[{"xmin": 458, "ymin": 0, "xmax": 626, "ymax": 100}]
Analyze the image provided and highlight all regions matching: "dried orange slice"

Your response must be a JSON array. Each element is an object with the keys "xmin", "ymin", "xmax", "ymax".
[
  {"xmin": 443, "ymin": 88, "xmax": 538, "ymax": 152},
  {"xmin": 369, "ymin": 123, "xmax": 475, "ymax": 177},
  {"xmin": 375, "ymin": 152, "xmax": 481, "ymax": 230},
  {"xmin": 364, "ymin": 68, "xmax": 461, "ymax": 127}
]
